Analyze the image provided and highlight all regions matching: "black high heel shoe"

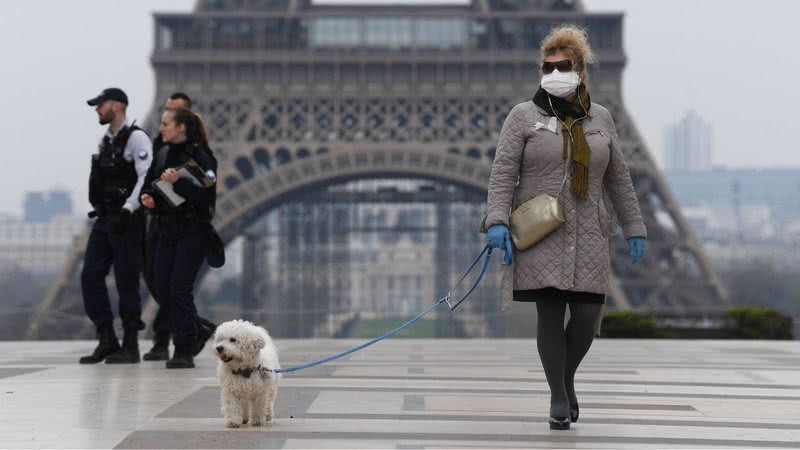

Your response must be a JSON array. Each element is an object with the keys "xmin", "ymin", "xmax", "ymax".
[
  {"xmin": 549, "ymin": 416, "xmax": 570, "ymax": 430},
  {"xmin": 570, "ymin": 404, "xmax": 579, "ymax": 423}
]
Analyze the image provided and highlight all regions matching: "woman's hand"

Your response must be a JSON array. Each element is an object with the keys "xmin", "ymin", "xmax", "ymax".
[
  {"xmin": 487, "ymin": 224, "xmax": 513, "ymax": 265},
  {"xmin": 627, "ymin": 237, "xmax": 646, "ymax": 263},
  {"xmin": 140, "ymin": 194, "xmax": 155, "ymax": 209},
  {"xmin": 160, "ymin": 168, "xmax": 178, "ymax": 184}
]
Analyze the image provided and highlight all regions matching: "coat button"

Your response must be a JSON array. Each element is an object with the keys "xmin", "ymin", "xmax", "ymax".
[{"xmin": 569, "ymin": 246, "xmax": 574, "ymax": 251}]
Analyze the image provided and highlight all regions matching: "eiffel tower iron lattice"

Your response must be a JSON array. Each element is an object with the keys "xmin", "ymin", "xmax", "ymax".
[{"xmin": 28, "ymin": 0, "xmax": 728, "ymax": 339}]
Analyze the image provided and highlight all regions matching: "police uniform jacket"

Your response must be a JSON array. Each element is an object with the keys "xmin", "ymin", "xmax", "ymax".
[{"xmin": 142, "ymin": 139, "xmax": 217, "ymax": 221}]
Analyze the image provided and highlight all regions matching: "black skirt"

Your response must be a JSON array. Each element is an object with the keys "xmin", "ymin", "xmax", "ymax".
[{"xmin": 513, "ymin": 287, "xmax": 605, "ymax": 304}]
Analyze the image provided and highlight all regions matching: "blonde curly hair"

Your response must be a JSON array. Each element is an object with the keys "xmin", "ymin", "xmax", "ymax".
[{"xmin": 540, "ymin": 25, "xmax": 595, "ymax": 74}]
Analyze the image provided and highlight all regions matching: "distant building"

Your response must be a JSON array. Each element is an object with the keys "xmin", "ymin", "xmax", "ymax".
[
  {"xmin": 667, "ymin": 168, "xmax": 800, "ymax": 270},
  {"xmin": 663, "ymin": 111, "xmax": 712, "ymax": 171},
  {"xmin": 0, "ymin": 215, "xmax": 85, "ymax": 275},
  {"xmin": 349, "ymin": 204, "xmax": 436, "ymax": 319},
  {"xmin": 665, "ymin": 168, "xmax": 800, "ymax": 227},
  {"xmin": 23, "ymin": 190, "xmax": 73, "ymax": 223},
  {"xmin": 702, "ymin": 239, "xmax": 800, "ymax": 272},
  {"xmin": 682, "ymin": 204, "xmax": 774, "ymax": 239}
]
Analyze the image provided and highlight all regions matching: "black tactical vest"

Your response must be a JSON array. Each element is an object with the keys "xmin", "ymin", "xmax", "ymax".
[{"xmin": 88, "ymin": 124, "xmax": 144, "ymax": 215}]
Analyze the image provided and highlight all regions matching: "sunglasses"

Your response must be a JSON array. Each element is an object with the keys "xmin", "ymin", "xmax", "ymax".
[{"xmin": 541, "ymin": 60, "xmax": 574, "ymax": 74}]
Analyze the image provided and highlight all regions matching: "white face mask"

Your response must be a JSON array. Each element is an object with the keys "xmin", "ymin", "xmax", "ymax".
[{"xmin": 541, "ymin": 69, "xmax": 581, "ymax": 98}]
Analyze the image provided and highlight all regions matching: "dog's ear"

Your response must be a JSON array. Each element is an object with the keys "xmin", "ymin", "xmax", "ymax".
[{"xmin": 252, "ymin": 335, "xmax": 265, "ymax": 351}]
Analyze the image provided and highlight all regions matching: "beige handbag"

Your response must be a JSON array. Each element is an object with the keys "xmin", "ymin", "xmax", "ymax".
[
  {"xmin": 508, "ymin": 192, "xmax": 564, "ymax": 250},
  {"xmin": 480, "ymin": 159, "xmax": 568, "ymax": 251}
]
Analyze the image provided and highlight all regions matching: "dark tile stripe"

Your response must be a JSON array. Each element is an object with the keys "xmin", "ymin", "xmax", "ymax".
[
  {"xmin": 527, "ymin": 369, "xmax": 639, "ymax": 374},
  {"xmin": 304, "ymin": 413, "xmax": 800, "ymax": 430},
  {"xmin": 157, "ymin": 386, "xmax": 319, "ymax": 419},
  {"xmin": 280, "ymin": 361, "xmax": 800, "ymax": 370},
  {"xmin": 157, "ymin": 385, "xmax": 800, "ymax": 422},
  {"xmin": 7, "ymin": 357, "xmax": 79, "ymax": 365},
  {"xmin": 738, "ymin": 370, "xmax": 773, "ymax": 383},
  {"xmin": 285, "ymin": 386, "xmax": 800, "ymax": 401},
  {"xmin": 402, "ymin": 395, "xmax": 425, "ymax": 411},
  {"xmin": 0, "ymin": 367, "xmax": 48, "ymax": 379},
  {"xmin": 115, "ymin": 431, "xmax": 286, "ymax": 449},
  {"xmin": 290, "ymin": 373, "xmax": 800, "ymax": 390},
  {"xmin": 114, "ymin": 430, "xmax": 800, "ymax": 449}
]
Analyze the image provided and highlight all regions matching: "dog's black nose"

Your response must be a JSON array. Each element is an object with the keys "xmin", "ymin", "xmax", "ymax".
[{"xmin": 215, "ymin": 346, "xmax": 224, "ymax": 352}]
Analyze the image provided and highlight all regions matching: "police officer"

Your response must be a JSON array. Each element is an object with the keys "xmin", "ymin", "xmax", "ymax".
[
  {"xmin": 141, "ymin": 107, "xmax": 217, "ymax": 369},
  {"xmin": 142, "ymin": 93, "xmax": 217, "ymax": 362},
  {"xmin": 79, "ymin": 88, "xmax": 152, "ymax": 364}
]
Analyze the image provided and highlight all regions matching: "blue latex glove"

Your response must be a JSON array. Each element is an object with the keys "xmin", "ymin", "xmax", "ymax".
[
  {"xmin": 487, "ymin": 224, "xmax": 513, "ymax": 265},
  {"xmin": 627, "ymin": 237, "xmax": 646, "ymax": 263}
]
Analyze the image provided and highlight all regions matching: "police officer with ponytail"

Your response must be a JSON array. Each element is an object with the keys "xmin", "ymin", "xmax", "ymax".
[
  {"xmin": 140, "ymin": 107, "xmax": 218, "ymax": 369},
  {"xmin": 141, "ymin": 92, "xmax": 217, "ymax": 363},
  {"xmin": 79, "ymin": 88, "xmax": 152, "ymax": 364}
]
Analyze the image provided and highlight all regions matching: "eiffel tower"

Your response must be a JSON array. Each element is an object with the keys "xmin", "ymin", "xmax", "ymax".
[{"xmin": 28, "ymin": 0, "xmax": 728, "ymax": 339}]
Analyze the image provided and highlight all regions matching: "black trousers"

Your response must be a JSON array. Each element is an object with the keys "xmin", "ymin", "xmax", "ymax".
[
  {"xmin": 81, "ymin": 215, "xmax": 145, "ymax": 331},
  {"xmin": 146, "ymin": 218, "xmax": 215, "ymax": 338},
  {"xmin": 143, "ymin": 218, "xmax": 171, "ymax": 335},
  {"xmin": 153, "ymin": 218, "xmax": 207, "ymax": 351}
]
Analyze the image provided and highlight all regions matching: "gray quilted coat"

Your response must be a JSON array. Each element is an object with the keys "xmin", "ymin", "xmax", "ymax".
[{"xmin": 485, "ymin": 100, "xmax": 646, "ymax": 301}]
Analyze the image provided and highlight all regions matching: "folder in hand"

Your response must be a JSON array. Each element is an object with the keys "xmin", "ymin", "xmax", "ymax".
[{"xmin": 152, "ymin": 159, "xmax": 214, "ymax": 208}]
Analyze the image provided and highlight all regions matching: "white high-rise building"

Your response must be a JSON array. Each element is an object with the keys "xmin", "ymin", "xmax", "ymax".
[{"xmin": 663, "ymin": 110, "xmax": 713, "ymax": 171}]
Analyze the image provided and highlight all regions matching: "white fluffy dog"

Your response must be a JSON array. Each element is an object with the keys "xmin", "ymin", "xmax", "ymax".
[{"xmin": 212, "ymin": 320, "xmax": 280, "ymax": 428}]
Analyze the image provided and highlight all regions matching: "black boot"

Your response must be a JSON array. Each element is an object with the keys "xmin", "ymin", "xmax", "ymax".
[
  {"xmin": 105, "ymin": 329, "xmax": 141, "ymax": 364},
  {"xmin": 143, "ymin": 332, "xmax": 170, "ymax": 361},
  {"xmin": 549, "ymin": 416, "xmax": 571, "ymax": 430},
  {"xmin": 193, "ymin": 318, "xmax": 217, "ymax": 357},
  {"xmin": 166, "ymin": 347, "xmax": 195, "ymax": 369},
  {"xmin": 79, "ymin": 324, "xmax": 120, "ymax": 364}
]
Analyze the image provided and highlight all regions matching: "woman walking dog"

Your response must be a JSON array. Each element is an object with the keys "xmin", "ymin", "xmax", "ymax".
[{"xmin": 484, "ymin": 25, "xmax": 647, "ymax": 429}]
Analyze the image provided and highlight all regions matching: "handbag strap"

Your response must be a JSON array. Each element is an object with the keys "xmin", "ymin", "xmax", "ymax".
[
  {"xmin": 546, "ymin": 95, "xmax": 584, "ymax": 202},
  {"xmin": 511, "ymin": 101, "xmax": 580, "ymax": 212}
]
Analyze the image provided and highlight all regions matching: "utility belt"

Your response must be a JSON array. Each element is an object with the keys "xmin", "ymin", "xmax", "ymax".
[
  {"xmin": 89, "ymin": 205, "xmax": 143, "ymax": 219},
  {"xmin": 155, "ymin": 211, "xmax": 203, "ymax": 224}
]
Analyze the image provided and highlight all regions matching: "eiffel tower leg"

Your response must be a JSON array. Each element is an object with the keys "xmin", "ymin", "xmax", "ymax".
[
  {"xmin": 605, "ymin": 103, "xmax": 729, "ymax": 312},
  {"xmin": 28, "ymin": 224, "xmax": 94, "ymax": 339},
  {"xmin": 242, "ymin": 233, "xmax": 259, "ymax": 321},
  {"xmin": 435, "ymin": 202, "xmax": 452, "ymax": 337}
]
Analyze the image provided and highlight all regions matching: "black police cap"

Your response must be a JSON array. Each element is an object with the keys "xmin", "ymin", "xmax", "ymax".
[{"xmin": 87, "ymin": 88, "xmax": 128, "ymax": 106}]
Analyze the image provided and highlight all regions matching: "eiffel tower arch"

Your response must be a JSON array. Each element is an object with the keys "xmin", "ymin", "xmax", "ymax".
[{"xmin": 28, "ymin": 0, "xmax": 727, "ymax": 339}]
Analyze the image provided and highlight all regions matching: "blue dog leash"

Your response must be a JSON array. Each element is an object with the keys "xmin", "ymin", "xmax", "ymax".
[
  {"xmin": 444, "ymin": 245, "xmax": 493, "ymax": 312},
  {"xmin": 269, "ymin": 245, "xmax": 493, "ymax": 374}
]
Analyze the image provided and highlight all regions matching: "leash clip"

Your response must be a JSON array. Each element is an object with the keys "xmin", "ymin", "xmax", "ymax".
[{"xmin": 444, "ymin": 292, "xmax": 454, "ymax": 310}]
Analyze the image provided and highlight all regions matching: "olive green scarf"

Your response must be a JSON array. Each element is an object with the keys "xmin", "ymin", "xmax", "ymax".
[{"xmin": 532, "ymin": 83, "xmax": 592, "ymax": 200}]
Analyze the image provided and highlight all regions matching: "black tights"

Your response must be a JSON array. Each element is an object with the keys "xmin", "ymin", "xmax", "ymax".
[{"xmin": 536, "ymin": 300, "xmax": 603, "ymax": 417}]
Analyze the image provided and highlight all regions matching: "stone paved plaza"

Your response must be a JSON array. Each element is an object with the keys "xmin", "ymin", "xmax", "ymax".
[{"xmin": 2, "ymin": 338, "xmax": 800, "ymax": 449}]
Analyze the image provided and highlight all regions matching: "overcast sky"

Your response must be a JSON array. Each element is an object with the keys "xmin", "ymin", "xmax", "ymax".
[{"xmin": 0, "ymin": 0, "xmax": 797, "ymax": 216}]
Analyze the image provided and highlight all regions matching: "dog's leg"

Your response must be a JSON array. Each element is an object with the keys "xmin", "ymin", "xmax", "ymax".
[
  {"xmin": 249, "ymin": 392, "xmax": 267, "ymax": 426},
  {"xmin": 222, "ymin": 392, "xmax": 244, "ymax": 428},
  {"xmin": 241, "ymin": 398, "xmax": 251, "ymax": 425},
  {"xmin": 265, "ymin": 382, "xmax": 278, "ymax": 422}
]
